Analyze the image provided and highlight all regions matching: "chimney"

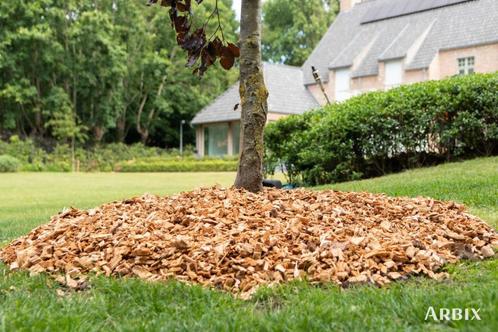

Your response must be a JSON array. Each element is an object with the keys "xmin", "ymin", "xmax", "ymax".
[{"xmin": 340, "ymin": 0, "xmax": 362, "ymax": 12}]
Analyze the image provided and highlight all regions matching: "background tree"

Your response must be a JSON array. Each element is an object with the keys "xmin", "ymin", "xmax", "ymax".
[
  {"xmin": 43, "ymin": 87, "xmax": 88, "ymax": 171},
  {"xmin": 262, "ymin": 0, "xmax": 339, "ymax": 66},
  {"xmin": 0, "ymin": 0, "xmax": 238, "ymax": 148},
  {"xmin": 0, "ymin": 0, "xmax": 303, "ymax": 192},
  {"xmin": 68, "ymin": 9, "xmax": 127, "ymax": 143}
]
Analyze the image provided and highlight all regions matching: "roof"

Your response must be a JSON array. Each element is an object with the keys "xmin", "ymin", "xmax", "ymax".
[
  {"xmin": 191, "ymin": 63, "xmax": 319, "ymax": 125},
  {"xmin": 302, "ymin": 0, "xmax": 498, "ymax": 83}
]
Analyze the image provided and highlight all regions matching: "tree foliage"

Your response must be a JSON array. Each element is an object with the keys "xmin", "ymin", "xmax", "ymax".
[
  {"xmin": 147, "ymin": 0, "xmax": 241, "ymax": 75},
  {"xmin": 0, "ymin": 0, "xmax": 238, "ymax": 148},
  {"xmin": 262, "ymin": 0, "xmax": 338, "ymax": 66}
]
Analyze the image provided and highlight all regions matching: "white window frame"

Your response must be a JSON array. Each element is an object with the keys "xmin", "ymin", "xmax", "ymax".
[
  {"xmin": 458, "ymin": 56, "xmax": 475, "ymax": 75},
  {"xmin": 384, "ymin": 59, "xmax": 403, "ymax": 89},
  {"xmin": 335, "ymin": 68, "xmax": 351, "ymax": 102}
]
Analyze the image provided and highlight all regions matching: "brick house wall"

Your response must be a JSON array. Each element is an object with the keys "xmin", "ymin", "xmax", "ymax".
[
  {"xmin": 306, "ymin": 42, "xmax": 498, "ymax": 106},
  {"xmin": 431, "ymin": 43, "xmax": 498, "ymax": 79}
]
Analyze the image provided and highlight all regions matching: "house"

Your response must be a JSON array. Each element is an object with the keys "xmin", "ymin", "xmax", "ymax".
[
  {"xmin": 191, "ymin": 63, "xmax": 318, "ymax": 156},
  {"xmin": 193, "ymin": 0, "xmax": 498, "ymax": 156},
  {"xmin": 305, "ymin": 0, "xmax": 498, "ymax": 103}
]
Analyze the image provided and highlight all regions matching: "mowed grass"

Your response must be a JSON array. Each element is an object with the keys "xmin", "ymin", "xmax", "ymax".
[
  {"xmin": 0, "ymin": 158, "xmax": 497, "ymax": 332},
  {"xmin": 320, "ymin": 156, "xmax": 498, "ymax": 229},
  {"xmin": 0, "ymin": 172, "xmax": 236, "ymax": 244}
]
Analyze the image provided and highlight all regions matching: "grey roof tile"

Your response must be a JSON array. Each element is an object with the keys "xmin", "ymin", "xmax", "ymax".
[
  {"xmin": 302, "ymin": 0, "xmax": 498, "ymax": 84},
  {"xmin": 191, "ymin": 63, "xmax": 319, "ymax": 125}
]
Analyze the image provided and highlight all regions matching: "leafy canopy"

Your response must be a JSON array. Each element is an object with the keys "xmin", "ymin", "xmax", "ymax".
[
  {"xmin": 262, "ymin": 0, "xmax": 338, "ymax": 66},
  {"xmin": 0, "ymin": 0, "xmax": 238, "ymax": 148}
]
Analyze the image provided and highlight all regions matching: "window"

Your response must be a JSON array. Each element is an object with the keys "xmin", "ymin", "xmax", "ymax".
[
  {"xmin": 232, "ymin": 122, "xmax": 241, "ymax": 155},
  {"xmin": 458, "ymin": 57, "xmax": 475, "ymax": 75},
  {"xmin": 384, "ymin": 59, "xmax": 403, "ymax": 89},
  {"xmin": 335, "ymin": 68, "xmax": 350, "ymax": 102},
  {"xmin": 204, "ymin": 123, "xmax": 228, "ymax": 156}
]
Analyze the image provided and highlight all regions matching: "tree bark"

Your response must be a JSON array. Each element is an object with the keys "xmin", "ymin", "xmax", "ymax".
[
  {"xmin": 234, "ymin": 0, "xmax": 269, "ymax": 193},
  {"xmin": 136, "ymin": 75, "xmax": 166, "ymax": 144},
  {"xmin": 136, "ymin": 94, "xmax": 149, "ymax": 143},
  {"xmin": 116, "ymin": 114, "xmax": 126, "ymax": 142}
]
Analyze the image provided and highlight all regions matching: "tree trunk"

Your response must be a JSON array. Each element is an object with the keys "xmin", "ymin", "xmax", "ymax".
[
  {"xmin": 136, "ymin": 94, "xmax": 149, "ymax": 143},
  {"xmin": 71, "ymin": 135, "xmax": 76, "ymax": 172},
  {"xmin": 94, "ymin": 126, "xmax": 105, "ymax": 143},
  {"xmin": 116, "ymin": 114, "xmax": 126, "ymax": 142},
  {"xmin": 234, "ymin": 0, "xmax": 269, "ymax": 193}
]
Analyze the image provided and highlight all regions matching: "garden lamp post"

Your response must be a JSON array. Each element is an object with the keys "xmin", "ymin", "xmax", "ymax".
[
  {"xmin": 312, "ymin": 66, "xmax": 331, "ymax": 105},
  {"xmin": 180, "ymin": 120, "xmax": 186, "ymax": 155}
]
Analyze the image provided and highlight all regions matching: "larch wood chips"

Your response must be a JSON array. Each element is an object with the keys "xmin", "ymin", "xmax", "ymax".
[{"xmin": 1, "ymin": 187, "xmax": 497, "ymax": 299}]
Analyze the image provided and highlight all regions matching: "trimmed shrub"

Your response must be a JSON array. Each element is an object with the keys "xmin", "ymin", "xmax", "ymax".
[
  {"xmin": 0, "ymin": 137, "xmax": 239, "ymax": 173},
  {"xmin": 0, "ymin": 155, "xmax": 21, "ymax": 172},
  {"xmin": 0, "ymin": 139, "xmax": 202, "ymax": 172},
  {"xmin": 115, "ymin": 159, "xmax": 238, "ymax": 172},
  {"xmin": 266, "ymin": 72, "xmax": 498, "ymax": 185}
]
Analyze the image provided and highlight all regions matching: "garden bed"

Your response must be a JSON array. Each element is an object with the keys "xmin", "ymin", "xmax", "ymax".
[{"xmin": 1, "ymin": 187, "xmax": 496, "ymax": 299}]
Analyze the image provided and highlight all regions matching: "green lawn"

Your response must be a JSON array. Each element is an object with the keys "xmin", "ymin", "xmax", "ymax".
[
  {"xmin": 321, "ymin": 157, "xmax": 498, "ymax": 229},
  {"xmin": 0, "ymin": 172, "xmax": 236, "ymax": 244},
  {"xmin": 1, "ymin": 158, "xmax": 497, "ymax": 331}
]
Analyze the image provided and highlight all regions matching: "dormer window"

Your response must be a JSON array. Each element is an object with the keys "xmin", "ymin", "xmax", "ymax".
[
  {"xmin": 384, "ymin": 59, "xmax": 403, "ymax": 89},
  {"xmin": 335, "ymin": 68, "xmax": 351, "ymax": 102},
  {"xmin": 458, "ymin": 57, "xmax": 475, "ymax": 75}
]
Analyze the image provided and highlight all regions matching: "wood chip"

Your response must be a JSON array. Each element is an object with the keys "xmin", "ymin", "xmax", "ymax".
[
  {"xmin": 350, "ymin": 237, "xmax": 365, "ymax": 246},
  {"xmin": 0, "ymin": 187, "xmax": 496, "ymax": 299},
  {"xmin": 481, "ymin": 245, "xmax": 495, "ymax": 258}
]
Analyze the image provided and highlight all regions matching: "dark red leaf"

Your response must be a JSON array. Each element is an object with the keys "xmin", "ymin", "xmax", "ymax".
[
  {"xmin": 226, "ymin": 43, "xmax": 240, "ymax": 58},
  {"xmin": 174, "ymin": 16, "xmax": 189, "ymax": 33},
  {"xmin": 220, "ymin": 54, "xmax": 235, "ymax": 70},
  {"xmin": 182, "ymin": 29, "xmax": 206, "ymax": 52},
  {"xmin": 201, "ymin": 48, "xmax": 215, "ymax": 66},
  {"xmin": 212, "ymin": 38, "xmax": 223, "ymax": 57},
  {"xmin": 160, "ymin": 0, "xmax": 174, "ymax": 6},
  {"xmin": 206, "ymin": 42, "xmax": 217, "ymax": 59},
  {"xmin": 177, "ymin": 2, "xmax": 187, "ymax": 12},
  {"xmin": 176, "ymin": 32, "xmax": 187, "ymax": 45}
]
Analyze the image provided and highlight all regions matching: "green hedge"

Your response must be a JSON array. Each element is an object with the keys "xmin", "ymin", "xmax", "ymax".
[
  {"xmin": 0, "ymin": 155, "xmax": 21, "ymax": 172},
  {"xmin": 265, "ymin": 72, "xmax": 498, "ymax": 185},
  {"xmin": 0, "ymin": 136, "xmax": 240, "ymax": 173},
  {"xmin": 0, "ymin": 138, "xmax": 200, "ymax": 172},
  {"xmin": 115, "ymin": 159, "xmax": 238, "ymax": 172}
]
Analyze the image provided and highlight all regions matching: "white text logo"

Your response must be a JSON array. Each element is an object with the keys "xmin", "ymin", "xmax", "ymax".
[{"xmin": 424, "ymin": 307, "xmax": 481, "ymax": 321}]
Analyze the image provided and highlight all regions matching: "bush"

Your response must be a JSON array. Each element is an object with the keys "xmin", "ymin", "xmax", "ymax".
[
  {"xmin": 0, "ymin": 155, "xmax": 21, "ymax": 172},
  {"xmin": 115, "ymin": 159, "xmax": 238, "ymax": 172},
  {"xmin": 266, "ymin": 72, "xmax": 498, "ymax": 185},
  {"xmin": 0, "ymin": 136, "xmax": 46, "ymax": 166},
  {"xmin": 0, "ymin": 139, "xmax": 202, "ymax": 172},
  {"xmin": 0, "ymin": 136, "xmax": 237, "ymax": 172}
]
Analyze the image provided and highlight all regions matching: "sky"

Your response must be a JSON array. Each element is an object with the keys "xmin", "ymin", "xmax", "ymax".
[
  {"xmin": 232, "ymin": 0, "xmax": 267, "ymax": 20},
  {"xmin": 232, "ymin": 0, "xmax": 242, "ymax": 20}
]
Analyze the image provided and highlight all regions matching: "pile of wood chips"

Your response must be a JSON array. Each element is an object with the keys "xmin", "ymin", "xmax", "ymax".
[{"xmin": 1, "ymin": 187, "xmax": 497, "ymax": 299}]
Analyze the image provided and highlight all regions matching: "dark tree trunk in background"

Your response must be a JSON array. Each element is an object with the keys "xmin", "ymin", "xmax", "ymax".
[{"xmin": 234, "ymin": 0, "xmax": 269, "ymax": 193}]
